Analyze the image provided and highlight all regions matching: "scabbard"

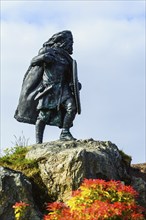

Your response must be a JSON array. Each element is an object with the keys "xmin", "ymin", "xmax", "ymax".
[{"xmin": 34, "ymin": 85, "xmax": 53, "ymax": 100}]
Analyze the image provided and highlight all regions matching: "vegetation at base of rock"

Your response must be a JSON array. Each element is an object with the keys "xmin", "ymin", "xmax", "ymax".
[
  {"xmin": 12, "ymin": 179, "xmax": 145, "ymax": 219},
  {"xmin": 13, "ymin": 201, "xmax": 30, "ymax": 220},
  {"xmin": 0, "ymin": 146, "xmax": 38, "ymax": 175},
  {"xmin": 119, "ymin": 149, "xmax": 132, "ymax": 165},
  {"xmin": 44, "ymin": 179, "xmax": 146, "ymax": 220},
  {"xmin": 11, "ymin": 132, "xmax": 29, "ymax": 147},
  {"xmin": 0, "ymin": 145, "xmax": 50, "ymax": 212}
]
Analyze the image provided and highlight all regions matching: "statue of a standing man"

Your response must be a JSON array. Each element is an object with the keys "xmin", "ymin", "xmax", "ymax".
[{"xmin": 14, "ymin": 30, "xmax": 81, "ymax": 143}]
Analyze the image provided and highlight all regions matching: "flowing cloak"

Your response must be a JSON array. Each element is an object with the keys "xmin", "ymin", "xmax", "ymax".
[
  {"xmin": 14, "ymin": 64, "xmax": 67, "ymax": 127},
  {"xmin": 14, "ymin": 65, "xmax": 43, "ymax": 124},
  {"xmin": 14, "ymin": 51, "xmax": 72, "ymax": 127}
]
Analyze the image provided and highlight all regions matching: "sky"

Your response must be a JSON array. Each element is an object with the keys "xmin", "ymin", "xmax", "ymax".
[{"xmin": 0, "ymin": 0, "xmax": 145, "ymax": 164}]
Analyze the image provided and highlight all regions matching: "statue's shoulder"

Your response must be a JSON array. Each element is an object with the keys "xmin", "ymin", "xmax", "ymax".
[{"xmin": 38, "ymin": 46, "xmax": 54, "ymax": 55}]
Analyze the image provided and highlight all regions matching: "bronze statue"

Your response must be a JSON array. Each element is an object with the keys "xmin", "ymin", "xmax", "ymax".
[{"xmin": 14, "ymin": 30, "xmax": 81, "ymax": 143}]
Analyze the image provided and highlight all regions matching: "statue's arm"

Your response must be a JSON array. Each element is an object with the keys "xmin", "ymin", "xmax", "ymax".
[
  {"xmin": 31, "ymin": 52, "xmax": 54, "ymax": 66},
  {"xmin": 31, "ymin": 54, "xmax": 44, "ymax": 66}
]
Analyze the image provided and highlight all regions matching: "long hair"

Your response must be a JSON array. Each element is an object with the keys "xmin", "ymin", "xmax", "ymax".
[{"xmin": 43, "ymin": 30, "xmax": 73, "ymax": 50}]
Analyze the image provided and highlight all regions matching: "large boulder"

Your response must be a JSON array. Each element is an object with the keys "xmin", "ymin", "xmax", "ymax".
[
  {"xmin": 1, "ymin": 139, "xmax": 145, "ymax": 219},
  {"xmin": 0, "ymin": 167, "xmax": 42, "ymax": 220},
  {"xmin": 26, "ymin": 139, "xmax": 131, "ymax": 201}
]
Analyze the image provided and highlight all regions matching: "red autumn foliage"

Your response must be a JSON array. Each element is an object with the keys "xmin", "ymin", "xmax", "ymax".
[
  {"xmin": 12, "ymin": 201, "xmax": 29, "ymax": 209},
  {"xmin": 44, "ymin": 179, "xmax": 146, "ymax": 220}
]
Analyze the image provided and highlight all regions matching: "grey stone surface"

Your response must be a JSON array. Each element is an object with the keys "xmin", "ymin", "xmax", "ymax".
[
  {"xmin": 26, "ymin": 139, "xmax": 131, "ymax": 201},
  {"xmin": 1, "ymin": 139, "xmax": 145, "ymax": 219},
  {"xmin": 131, "ymin": 176, "xmax": 146, "ymax": 207},
  {"xmin": 0, "ymin": 167, "xmax": 42, "ymax": 220}
]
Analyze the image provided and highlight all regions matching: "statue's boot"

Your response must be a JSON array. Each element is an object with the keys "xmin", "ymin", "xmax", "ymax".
[
  {"xmin": 35, "ymin": 120, "xmax": 45, "ymax": 144},
  {"xmin": 60, "ymin": 128, "xmax": 76, "ymax": 141},
  {"xmin": 60, "ymin": 106, "xmax": 76, "ymax": 141}
]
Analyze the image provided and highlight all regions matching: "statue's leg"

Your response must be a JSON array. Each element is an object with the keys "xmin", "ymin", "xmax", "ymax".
[
  {"xmin": 35, "ymin": 110, "xmax": 50, "ymax": 144},
  {"xmin": 60, "ymin": 98, "xmax": 77, "ymax": 141},
  {"xmin": 35, "ymin": 119, "xmax": 45, "ymax": 144}
]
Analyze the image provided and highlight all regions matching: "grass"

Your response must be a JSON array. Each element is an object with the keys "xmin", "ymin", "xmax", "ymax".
[
  {"xmin": 0, "ymin": 145, "xmax": 50, "ymax": 212},
  {"xmin": 0, "ymin": 146, "xmax": 38, "ymax": 175},
  {"xmin": 119, "ymin": 149, "xmax": 132, "ymax": 166}
]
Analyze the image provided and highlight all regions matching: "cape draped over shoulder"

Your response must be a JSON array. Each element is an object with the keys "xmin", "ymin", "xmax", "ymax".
[{"xmin": 14, "ymin": 47, "xmax": 73, "ymax": 127}]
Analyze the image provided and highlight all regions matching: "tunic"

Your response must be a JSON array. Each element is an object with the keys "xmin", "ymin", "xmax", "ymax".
[{"xmin": 36, "ymin": 48, "xmax": 73, "ymax": 110}]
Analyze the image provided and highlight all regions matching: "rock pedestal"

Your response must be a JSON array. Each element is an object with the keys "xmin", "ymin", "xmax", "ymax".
[
  {"xmin": 0, "ymin": 139, "xmax": 145, "ymax": 219},
  {"xmin": 26, "ymin": 139, "xmax": 131, "ymax": 201}
]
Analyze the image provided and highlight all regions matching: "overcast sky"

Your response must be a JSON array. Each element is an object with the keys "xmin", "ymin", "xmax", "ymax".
[{"xmin": 1, "ymin": 0, "xmax": 145, "ymax": 164}]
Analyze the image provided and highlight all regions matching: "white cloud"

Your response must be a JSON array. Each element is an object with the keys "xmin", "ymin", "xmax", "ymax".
[{"xmin": 1, "ymin": 1, "xmax": 145, "ymax": 21}]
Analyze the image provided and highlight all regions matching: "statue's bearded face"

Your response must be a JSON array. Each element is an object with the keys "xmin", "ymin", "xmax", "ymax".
[{"xmin": 63, "ymin": 37, "xmax": 73, "ymax": 55}]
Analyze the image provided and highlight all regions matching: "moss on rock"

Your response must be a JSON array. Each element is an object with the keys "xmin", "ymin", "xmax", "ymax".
[{"xmin": 0, "ymin": 145, "xmax": 50, "ymax": 212}]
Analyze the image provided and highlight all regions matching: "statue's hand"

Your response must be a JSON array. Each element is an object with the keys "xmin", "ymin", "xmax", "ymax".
[
  {"xmin": 78, "ymin": 82, "xmax": 82, "ymax": 90},
  {"xmin": 69, "ymin": 82, "xmax": 82, "ymax": 93}
]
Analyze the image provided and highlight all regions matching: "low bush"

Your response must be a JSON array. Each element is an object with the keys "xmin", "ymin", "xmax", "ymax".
[{"xmin": 44, "ymin": 179, "xmax": 145, "ymax": 220}]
